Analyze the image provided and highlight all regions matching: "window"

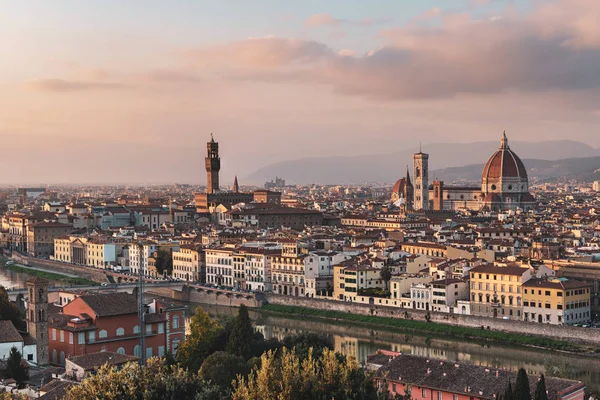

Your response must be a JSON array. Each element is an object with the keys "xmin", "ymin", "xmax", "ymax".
[
  {"xmin": 78, "ymin": 332, "xmax": 85, "ymax": 344},
  {"xmin": 99, "ymin": 330, "xmax": 108, "ymax": 339},
  {"xmin": 454, "ymin": 395, "xmax": 458, "ymax": 400},
  {"xmin": 172, "ymin": 315, "xmax": 179, "ymax": 329},
  {"xmin": 134, "ymin": 345, "xmax": 141, "ymax": 357},
  {"xmin": 146, "ymin": 347, "xmax": 153, "ymax": 359},
  {"xmin": 60, "ymin": 331, "xmax": 64, "ymax": 342},
  {"xmin": 158, "ymin": 345, "xmax": 165, "ymax": 357},
  {"xmin": 133, "ymin": 325, "xmax": 140, "ymax": 334},
  {"xmin": 52, "ymin": 329, "xmax": 56, "ymax": 341},
  {"xmin": 89, "ymin": 331, "xmax": 96, "ymax": 342},
  {"xmin": 69, "ymin": 332, "xmax": 73, "ymax": 344},
  {"xmin": 438, "ymin": 392, "xmax": 443, "ymax": 400},
  {"xmin": 116, "ymin": 328, "xmax": 125, "ymax": 337},
  {"xmin": 422, "ymin": 389, "xmax": 427, "ymax": 398},
  {"xmin": 146, "ymin": 324, "xmax": 152, "ymax": 335},
  {"xmin": 158, "ymin": 323, "xmax": 164, "ymax": 334}
]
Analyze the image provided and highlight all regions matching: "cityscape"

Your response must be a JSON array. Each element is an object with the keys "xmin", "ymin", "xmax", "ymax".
[{"xmin": 2, "ymin": 1, "xmax": 600, "ymax": 400}]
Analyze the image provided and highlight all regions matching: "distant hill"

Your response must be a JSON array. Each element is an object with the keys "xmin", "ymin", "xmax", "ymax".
[
  {"xmin": 434, "ymin": 156, "xmax": 600, "ymax": 184},
  {"xmin": 245, "ymin": 140, "xmax": 600, "ymax": 185}
]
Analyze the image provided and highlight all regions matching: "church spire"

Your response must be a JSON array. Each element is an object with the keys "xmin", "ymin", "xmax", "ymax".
[
  {"xmin": 233, "ymin": 175, "xmax": 239, "ymax": 193},
  {"xmin": 405, "ymin": 166, "xmax": 412, "ymax": 185}
]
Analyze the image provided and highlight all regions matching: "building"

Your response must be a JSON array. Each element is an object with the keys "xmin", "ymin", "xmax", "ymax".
[
  {"xmin": 593, "ymin": 181, "xmax": 600, "ymax": 192},
  {"xmin": 430, "ymin": 278, "xmax": 469, "ymax": 313},
  {"xmin": 333, "ymin": 261, "xmax": 386, "ymax": 301},
  {"xmin": 522, "ymin": 278, "xmax": 591, "ymax": 325},
  {"xmin": 47, "ymin": 293, "xmax": 185, "ymax": 365},
  {"xmin": 128, "ymin": 241, "xmax": 158, "ymax": 275},
  {"xmin": 205, "ymin": 247, "xmax": 234, "ymax": 287},
  {"xmin": 413, "ymin": 150, "xmax": 429, "ymax": 211},
  {"xmin": 368, "ymin": 351, "xmax": 586, "ymax": 400},
  {"xmin": 390, "ymin": 168, "xmax": 414, "ymax": 209},
  {"xmin": 0, "ymin": 320, "xmax": 38, "ymax": 366},
  {"xmin": 172, "ymin": 245, "xmax": 205, "ymax": 282},
  {"xmin": 65, "ymin": 351, "xmax": 139, "ymax": 380},
  {"xmin": 272, "ymin": 242, "xmax": 306, "ymax": 296},
  {"xmin": 26, "ymin": 276, "xmax": 49, "ymax": 365},
  {"xmin": 194, "ymin": 135, "xmax": 282, "ymax": 211},
  {"xmin": 27, "ymin": 221, "xmax": 72, "ymax": 258},
  {"xmin": 469, "ymin": 264, "xmax": 531, "ymax": 319},
  {"xmin": 229, "ymin": 204, "xmax": 323, "ymax": 230},
  {"xmin": 243, "ymin": 247, "xmax": 279, "ymax": 292}
]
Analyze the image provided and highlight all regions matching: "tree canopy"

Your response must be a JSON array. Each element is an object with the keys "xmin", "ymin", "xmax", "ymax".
[
  {"xmin": 0, "ymin": 286, "xmax": 25, "ymax": 331},
  {"xmin": 6, "ymin": 347, "xmax": 28, "ymax": 388},
  {"xmin": 176, "ymin": 307, "xmax": 223, "ymax": 373},
  {"xmin": 226, "ymin": 305, "xmax": 257, "ymax": 359},
  {"xmin": 513, "ymin": 368, "xmax": 532, "ymax": 400},
  {"xmin": 534, "ymin": 374, "xmax": 549, "ymax": 400}
]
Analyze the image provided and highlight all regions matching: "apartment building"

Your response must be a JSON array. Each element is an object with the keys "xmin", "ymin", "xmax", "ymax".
[
  {"xmin": 469, "ymin": 264, "xmax": 531, "ymax": 319},
  {"xmin": 128, "ymin": 241, "xmax": 158, "ymax": 275},
  {"xmin": 205, "ymin": 247, "xmax": 235, "ymax": 287},
  {"xmin": 172, "ymin": 245, "xmax": 205, "ymax": 282},
  {"xmin": 27, "ymin": 222, "xmax": 72, "ymax": 258},
  {"xmin": 272, "ymin": 242, "xmax": 307, "ymax": 296},
  {"xmin": 522, "ymin": 278, "xmax": 591, "ymax": 325},
  {"xmin": 243, "ymin": 247, "xmax": 280, "ymax": 292}
]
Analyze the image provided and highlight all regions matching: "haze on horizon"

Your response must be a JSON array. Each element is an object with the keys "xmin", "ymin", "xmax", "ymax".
[{"xmin": 2, "ymin": 0, "xmax": 600, "ymax": 185}]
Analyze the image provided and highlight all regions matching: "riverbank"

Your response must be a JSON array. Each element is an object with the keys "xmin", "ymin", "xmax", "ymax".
[
  {"xmin": 261, "ymin": 304, "xmax": 599, "ymax": 354},
  {"xmin": 0, "ymin": 257, "xmax": 98, "ymax": 286}
]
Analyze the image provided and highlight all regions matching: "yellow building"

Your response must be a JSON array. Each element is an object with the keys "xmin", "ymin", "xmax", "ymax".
[
  {"xmin": 172, "ymin": 245, "xmax": 204, "ymax": 282},
  {"xmin": 333, "ymin": 262, "xmax": 385, "ymax": 301},
  {"xmin": 469, "ymin": 264, "xmax": 531, "ymax": 319},
  {"xmin": 522, "ymin": 278, "xmax": 591, "ymax": 325},
  {"xmin": 53, "ymin": 236, "xmax": 72, "ymax": 263}
]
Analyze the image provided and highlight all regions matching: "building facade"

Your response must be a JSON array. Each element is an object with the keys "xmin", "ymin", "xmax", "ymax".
[{"xmin": 522, "ymin": 278, "xmax": 591, "ymax": 325}]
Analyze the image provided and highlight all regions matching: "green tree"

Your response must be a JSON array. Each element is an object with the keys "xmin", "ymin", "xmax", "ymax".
[
  {"xmin": 504, "ymin": 381, "xmax": 514, "ymax": 400},
  {"xmin": 379, "ymin": 266, "xmax": 392, "ymax": 290},
  {"xmin": 154, "ymin": 249, "xmax": 173, "ymax": 275},
  {"xmin": 0, "ymin": 286, "xmax": 25, "ymax": 331},
  {"xmin": 282, "ymin": 333, "xmax": 333, "ymax": 360},
  {"xmin": 199, "ymin": 351, "xmax": 248, "ymax": 392},
  {"xmin": 65, "ymin": 357, "xmax": 222, "ymax": 400},
  {"xmin": 513, "ymin": 368, "xmax": 532, "ymax": 400},
  {"xmin": 226, "ymin": 305, "xmax": 256, "ymax": 359},
  {"xmin": 176, "ymin": 307, "xmax": 224, "ymax": 373},
  {"xmin": 6, "ymin": 347, "xmax": 28, "ymax": 388},
  {"xmin": 232, "ymin": 347, "xmax": 378, "ymax": 400},
  {"xmin": 534, "ymin": 375, "xmax": 549, "ymax": 400}
]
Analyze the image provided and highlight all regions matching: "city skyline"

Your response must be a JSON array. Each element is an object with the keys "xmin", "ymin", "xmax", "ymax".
[{"xmin": 2, "ymin": 0, "xmax": 600, "ymax": 184}]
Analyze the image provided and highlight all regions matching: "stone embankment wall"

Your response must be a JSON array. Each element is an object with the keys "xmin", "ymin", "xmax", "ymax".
[
  {"xmin": 146, "ymin": 286, "xmax": 262, "ymax": 308},
  {"xmin": 11, "ymin": 253, "xmax": 109, "ymax": 283},
  {"xmin": 264, "ymin": 294, "xmax": 600, "ymax": 346}
]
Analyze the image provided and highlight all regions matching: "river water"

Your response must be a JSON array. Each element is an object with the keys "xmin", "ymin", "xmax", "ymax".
[
  {"xmin": 0, "ymin": 266, "xmax": 66, "ymax": 289},
  {"xmin": 188, "ymin": 303, "xmax": 600, "ymax": 393}
]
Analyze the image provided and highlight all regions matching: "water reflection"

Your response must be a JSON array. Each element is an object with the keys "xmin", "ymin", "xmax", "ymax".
[
  {"xmin": 0, "ymin": 267, "xmax": 64, "ymax": 289},
  {"xmin": 185, "ymin": 303, "xmax": 600, "ymax": 392}
]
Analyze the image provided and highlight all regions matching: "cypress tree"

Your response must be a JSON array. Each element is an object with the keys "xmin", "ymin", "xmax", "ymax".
[
  {"xmin": 534, "ymin": 374, "xmax": 549, "ymax": 400},
  {"xmin": 513, "ymin": 368, "xmax": 532, "ymax": 400},
  {"xmin": 226, "ymin": 304, "xmax": 255, "ymax": 359},
  {"xmin": 504, "ymin": 380, "xmax": 514, "ymax": 400}
]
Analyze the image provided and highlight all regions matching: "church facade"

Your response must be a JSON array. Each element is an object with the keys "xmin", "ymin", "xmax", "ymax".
[{"xmin": 391, "ymin": 132, "xmax": 535, "ymax": 212}]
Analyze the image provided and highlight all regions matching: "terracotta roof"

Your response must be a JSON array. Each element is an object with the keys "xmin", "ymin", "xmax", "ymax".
[
  {"xmin": 469, "ymin": 264, "xmax": 529, "ymax": 276},
  {"xmin": 481, "ymin": 134, "xmax": 527, "ymax": 182},
  {"xmin": 78, "ymin": 292, "xmax": 138, "ymax": 317},
  {"xmin": 68, "ymin": 351, "xmax": 139, "ymax": 371},
  {"xmin": 0, "ymin": 320, "xmax": 23, "ymax": 343}
]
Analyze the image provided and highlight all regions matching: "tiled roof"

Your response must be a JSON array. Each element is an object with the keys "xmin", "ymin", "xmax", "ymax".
[
  {"xmin": 78, "ymin": 292, "xmax": 138, "ymax": 317},
  {"xmin": 68, "ymin": 351, "xmax": 139, "ymax": 370},
  {"xmin": 0, "ymin": 320, "xmax": 23, "ymax": 343}
]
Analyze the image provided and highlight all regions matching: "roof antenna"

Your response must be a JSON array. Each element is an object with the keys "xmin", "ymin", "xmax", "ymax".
[{"xmin": 419, "ymin": 142, "xmax": 422, "ymax": 153}]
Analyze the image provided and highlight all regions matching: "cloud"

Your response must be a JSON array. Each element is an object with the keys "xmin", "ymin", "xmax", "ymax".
[
  {"xmin": 195, "ymin": 0, "xmax": 600, "ymax": 101},
  {"xmin": 304, "ymin": 13, "xmax": 392, "ymax": 27},
  {"xmin": 26, "ymin": 78, "xmax": 126, "ymax": 92}
]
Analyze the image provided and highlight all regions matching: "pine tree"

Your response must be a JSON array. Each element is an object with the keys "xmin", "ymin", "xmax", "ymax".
[
  {"xmin": 513, "ymin": 368, "xmax": 532, "ymax": 400},
  {"xmin": 226, "ymin": 305, "xmax": 256, "ymax": 359},
  {"xmin": 534, "ymin": 374, "xmax": 549, "ymax": 400},
  {"xmin": 6, "ymin": 346, "xmax": 28, "ymax": 388}
]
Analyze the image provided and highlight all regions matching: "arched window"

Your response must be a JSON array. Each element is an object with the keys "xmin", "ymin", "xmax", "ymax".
[
  {"xmin": 116, "ymin": 328, "xmax": 125, "ymax": 337},
  {"xmin": 117, "ymin": 347, "xmax": 126, "ymax": 355},
  {"xmin": 134, "ymin": 345, "xmax": 141, "ymax": 357},
  {"xmin": 172, "ymin": 315, "xmax": 179, "ymax": 329},
  {"xmin": 99, "ymin": 330, "xmax": 108, "ymax": 339},
  {"xmin": 60, "ymin": 351, "xmax": 66, "ymax": 366},
  {"xmin": 30, "ymin": 310, "xmax": 35, "ymax": 322},
  {"xmin": 133, "ymin": 325, "xmax": 140, "ymax": 334},
  {"xmin": 52, "ymin": 350, "xmax": 57, "ymax": 364},
  {"xmin": 172, "ymin": 338, "xmax": 180, "ymax": 355}
]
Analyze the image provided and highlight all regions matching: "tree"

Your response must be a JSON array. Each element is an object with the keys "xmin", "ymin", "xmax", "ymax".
[
  {"xmin": 379, "ymin": 266, "xmax": 392, "ymax": 290},
  {"xmin": 282, "ymin": 333, "xmax": 333, "ymax": 360},
  {"xmin": 504, "ymin": 380, "xmax": 514, "ymax": 400},
  {"xmin": 6, "ymin": 347, "xmax": 28, "ymax": 388},
  {"xmin": 513, "ymin": 368, "xmax": 532, "ymax": 400},
  {"xmin": 226, "ymin": 305, "xmax": 256, "ymax": 359},
  {"xmin": 154, "ymin": 249, "xmax": 173, "ymax": 275},
  {"xmin": 0, "ymin": 286, "xmax": 25, "ymax": 331},
  {"xmin": 176, "ymin": 307, "xmax": 224, "ymax": 373},
  {"xmin": 65, "ymin": 357, "xmax": 223, "ymax": 400},
  {"xmin": 534, "ymin": 375, "xmax": 549, "ymax": 400},
  {"xmin": 199, "ymin": 351, "xmax": 248, "ymax": 392},
  {"xmin": 232, "ymin": 347, "xmax": 378, "ymax": 400}
]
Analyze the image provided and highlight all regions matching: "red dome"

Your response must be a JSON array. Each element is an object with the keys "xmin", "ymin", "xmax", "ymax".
[
  {"xmin": 392, "ymin": 178, "xmax": 407, "ymax": 194},
  {"xmin": 483, "ymin": 193, "xmax": 502, "ymax": 204},
  {"xmin": 482, "ymin": 132, "xmax": 527, "ymax": 182}
]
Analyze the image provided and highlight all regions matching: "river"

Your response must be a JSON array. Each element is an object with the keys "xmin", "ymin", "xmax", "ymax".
[
  {"xmin": 0, "ymin": 266, "xmax": 67, "ymax": 289},
  {"xmin": 187, "ymin": 303, "xmax": 600, "ymax": 393}
]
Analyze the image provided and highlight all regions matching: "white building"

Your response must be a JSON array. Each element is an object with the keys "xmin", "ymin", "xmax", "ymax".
[
  {"xmin": 593, "ymin": 181, "xmax": 600, "ymax": 192},
  {"xmin": 410, "ymin": 283, "xmax": 432, "ymax": 311},
  {"xmin": 304, "ymin": 251, "xmax": 352, "ymax": 297},
  {"xmin": 430, "ymin": 278, "xmax": 469, "ymax": 313},
  {"xmin": 243, "ymin": 248, "xmax": 279, "ymax": 292},
  {"xmin": 128, "ymin": 242, "xmax": 157, "ymax": 275},
  {"xmin": 0, "ymin": 321, "xmax": 37, "ymax": 365},
  {"xmin": 205, "ymin": 247, "xmax": 234, "ymax": 287}
]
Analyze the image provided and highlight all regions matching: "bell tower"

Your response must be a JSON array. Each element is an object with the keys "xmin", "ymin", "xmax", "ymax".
[
  {"xmin": 27, "ymin": 277, "xmax": 49, "ymax": 365},
  {"xmin": 205, "ymin": 133, "xmax": 220, "ymax": 194},
  {"xmin": 413, "ymin": 146, "xmax": 429, "ymax": 211}
]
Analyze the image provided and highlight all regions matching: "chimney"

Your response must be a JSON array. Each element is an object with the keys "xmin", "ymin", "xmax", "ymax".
[{"xmin": 496, "ymin": 370, "xmax": 499, "ymax": 378}]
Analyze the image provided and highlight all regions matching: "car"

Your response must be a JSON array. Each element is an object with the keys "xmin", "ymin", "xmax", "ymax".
[
  {"xmin": 5, "ymin": 260, "xmax": 14, "ymax": 266},
  {"xmin": 101, "ymin": 282, "xmax": 108, "ymax": 286}
]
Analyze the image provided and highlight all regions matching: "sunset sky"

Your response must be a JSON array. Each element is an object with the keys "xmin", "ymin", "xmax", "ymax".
[{"xmin": 2, "ymin": 0, "xmax": 600, "ymax": 184}]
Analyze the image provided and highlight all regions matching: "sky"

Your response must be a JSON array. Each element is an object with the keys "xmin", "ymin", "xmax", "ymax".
[{"xmin": 1, "ymin": 0, "xmax": 600, "ymax": 184}]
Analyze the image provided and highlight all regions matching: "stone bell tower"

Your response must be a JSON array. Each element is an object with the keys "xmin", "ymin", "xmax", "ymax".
[
  {"xmin": 205, "ymin": 133, "xmax": 221, "ymax": 194},
  {"xmin": 413, "ymin": 145, "xmax": 429, "ymax": 211},
  {"xmin": 27, "ymin": 277, "xmax": 49, "ymax": 365}
]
